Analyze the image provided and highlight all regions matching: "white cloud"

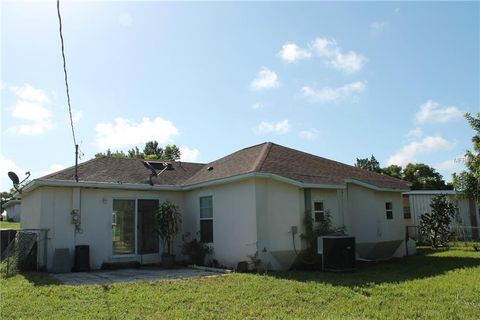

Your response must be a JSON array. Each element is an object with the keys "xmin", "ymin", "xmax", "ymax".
[
  {"xmin": 72, "ymin": 110, "xmax": 83, "ymax": 124},
  {"xmin": 9, "ymin": 100, "xmax": 52, "ymax": 122},
  {"xmin": 7, "ymin": 84, "xmax": 54, "ymax": 135},
  {"xmin": 415, "ymin": 100, "xmax": 463, "ymax": 124},
  {"xmin": 387, "ymin": 136, "xmax": 456, "ymax": 166},
  {"xmin": 310, "ymin": 37, "xmax": 366, "ymax": 73},
  {"xmin": 250, "ymin": 67, "xmax": 279, "ymax": 90},
  {"xmin": 405, "ymin": 127, "xmax": 423, "ymax": 140},
  {"xmin": 299, "ymin": 128, "xmax": 319, "ymax": 140},
  {"xmin": 370, "ymin": 21, "xmax": 386, "ymax": 34},
  {"xmin": 301, "ymin": 81, "xmax": 367, "ymax": 104},
  {"xmin": 253, "ymin": 119, "xmax": 290, "ymax": 135},
  {"xmin": 278, "ymin": 42, "xmax": 312, "ymax": 63},
  {"xmin": 8, "ymin": 122, "xmax": 54, "ymax": 136},
  {"xmin": 39, "ymin": 164, "xmax": 66, "ymax": 177},
  {"xmin": 435, "ymin": 155, "xmax": 466, "ymax": 175},
  {"xmin": 179, "ymin": 147, "xmax": 199, "ymax": 162},
  {"xmin": 10, "ymin": 84, "xmax": 50, "ymax": 104},
  {"xmin": 251, "ymin": 102, "xmax": 265, "ymax": 110},
  {"xmin": 118, "ymin": 13, "xmax": 133, "ymax": 27},
  {"xmin": 95, "ymin": 117, "xmax": 179, "ymax": 150},
  {"xmin": 0, "ymin": 154, "xmax": 25, "ymax": 191}
]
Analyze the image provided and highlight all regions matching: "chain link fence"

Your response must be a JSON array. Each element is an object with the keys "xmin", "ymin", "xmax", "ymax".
[
  {"xmin": 0, "ymin": 229, "xmax": 48, "ymax": 276},
  {"xmin": 406, "ymin": 225, "xmax": 480, "ymax": 247}
]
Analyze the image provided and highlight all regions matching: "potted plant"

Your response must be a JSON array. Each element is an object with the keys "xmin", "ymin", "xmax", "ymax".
[
  {"xmin": 181, "ymin": 232, "xmax": 213, "ymax": 266},
  {"xmin": 155, "ymin": 201, "xmax": 182, "ymax": 268}
]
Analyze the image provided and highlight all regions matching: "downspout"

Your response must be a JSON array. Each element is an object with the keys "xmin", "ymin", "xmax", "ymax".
[
  {"xmin": 469, "ymin": 198, "xmax": 479, "ymax": 240},
  {"xmin": 304, "ymin": 188, "xmax": 312, "ymax": 250},
  {"xmin": 304, "ymin": 188, "xmax": 312, "ymax": 220}
]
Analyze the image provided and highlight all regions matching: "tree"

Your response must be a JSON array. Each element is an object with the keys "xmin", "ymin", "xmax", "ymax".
[
  {"xmin": 155, "ymin": 201, "xmax": 182, "ymax": 257},
  {"xmin": 403, "ymin": 163, "xmax": 452, "ymax": 190},
  {"xmin": 0, "ymin": 190, "xmax": 14, "ymax": 215},
  {"xmin": 419, "ymin": 194, "xmax": 456, "ymax": 248},
  {"xmin": 163, "ymin": 144, "xmax": 180, "ymax": 161},
  {"xmin": 355, "ymin": 155, "xmax": 382, "ymax": 173},
  {"xmin": 143, "ymin": 141, "xmax": 163, "ymax": 159},
  {"xmin": 95, "ymin": 141, "xmax": 181, "ymax": 161},
  {"xmin": 94, "ymin": 149, "xmax": 127, "ymax": 158},
  {"xmin": 453, "ymin": 112, "xmax": 480, "ymax": 239},
  {"xmin": 382, "ymin": 165, "xmax": 403, "ymax": 179},
  {"xmin": 127, "ymin": 146, "xmax": 143, "ymax": 159}
]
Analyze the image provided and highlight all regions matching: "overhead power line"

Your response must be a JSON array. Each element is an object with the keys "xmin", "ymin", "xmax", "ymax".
[{"xmin": 56, "ymin": 0, "xmax": 77, "ymax": 146}]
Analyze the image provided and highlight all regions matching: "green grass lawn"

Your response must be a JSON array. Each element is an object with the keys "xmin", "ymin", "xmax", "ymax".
[
  {"xmin": 1, "ymin": 249, "xmax": 479, "ymax": 319},
  {"xmin": 0, "ymin": 221, "xmax": 20, "ymax": 230}
]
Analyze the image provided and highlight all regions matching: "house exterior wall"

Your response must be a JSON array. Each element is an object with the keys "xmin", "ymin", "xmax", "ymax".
[
  {"xmin": 5, "ymin": 202, "xmax": 22, "ymax": 222},
  {"xmin": 184, "ymin": 179, "xmax": 258, "ymax": 269},
  {"xmin": 23, "ymin": 186, "xmax": 185, "ymax": 271},
  {"xmin": 254, "ymin": 178, "xmax": 304, "ymax": 270},
  {"xmin": 21, "ymin": 191, "xmax": 42, "ymax": 229},
  {"xmin": 22, "ymin": 178, "xmax": 408, "ymax": 272},
  {"xmin": 345, "ymin": 184, "xmax": 405, "ymax": 258}
]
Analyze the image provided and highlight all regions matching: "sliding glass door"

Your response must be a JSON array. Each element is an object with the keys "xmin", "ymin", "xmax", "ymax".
[
  {"xmin": 112, "ymin": 199, "xmax": 160, "ymax": 256},
  {"xmin": 112, "ymin": 199, "xmax": 136, "ymax": 255},
  {"xmin": 138, "ymin": 199, "xmax": 160, "ymax": 254}
]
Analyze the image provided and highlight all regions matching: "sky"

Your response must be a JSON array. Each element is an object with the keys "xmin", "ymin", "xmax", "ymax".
[{"xmin": 1, "ymin": 1, "xmax": 479, "ymax": 191}]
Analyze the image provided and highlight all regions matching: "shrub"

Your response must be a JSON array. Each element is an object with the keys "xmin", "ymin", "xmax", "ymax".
[
  {"xmin": 419, "ymin": 194, "xmax": 456, "ymax": 249},
  {"xmin": 181, "ymin": 233, "xmax": 212, "ymax": 265}
]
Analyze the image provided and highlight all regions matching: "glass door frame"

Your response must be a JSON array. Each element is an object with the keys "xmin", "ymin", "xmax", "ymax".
[{"xmin": 111, "ymin": 198, "xmax": 161, "ymax": 258}]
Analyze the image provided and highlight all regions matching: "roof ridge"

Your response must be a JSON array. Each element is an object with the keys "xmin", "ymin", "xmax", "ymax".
[
  {"xmin": 252, "ymin": 142, "xmax": 272, "ymax": 172},
  {"xmin": 271, "ymin": 143, "xmax": 407, "ymax": 183}
]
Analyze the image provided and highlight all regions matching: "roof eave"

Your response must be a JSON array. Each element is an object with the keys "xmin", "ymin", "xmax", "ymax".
[
  {"xmin": 345, "ymin": 179, "xmax": 410, "ymax": 192},
  {"xmin": 182, "ymin": 172, "xmax": 345, "ymax": 190},
  {"xmin": 22, "ymin": 179, "xmax": 182, "ymax": 193}
]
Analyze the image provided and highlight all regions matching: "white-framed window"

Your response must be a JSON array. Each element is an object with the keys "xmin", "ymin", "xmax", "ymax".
[
  {"xmin": 199, "ymin": 196, "xmax": 213, "ymax": 243},
  {"xmin": 385, "ymin": 202, "xmax": 393, "ymax": 220},
  {"xmin": 313, "ymin": 201, "xmax": 325, "ymax": 223}
]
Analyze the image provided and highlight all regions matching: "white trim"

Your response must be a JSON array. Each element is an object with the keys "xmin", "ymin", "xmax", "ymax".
[
  {"xmin": 403, "ymin": 190, "xmax": 457, "ymax": 195},
  {"xmin": 345, "ymin": 179, "xmax": 410, "ymax": 192},
  {"xmin": 23, "ymin": 172, "xmax": 408, "ymax": 195},
  {"xmin": 183, "ymin": 172, "xmax": 345, "ymax": 190},
  {"xmin": 23, "ymin": 179, "xmax": 181, "ymax": 193},
  {"xmin": 1, "ymin": 200, "xmax": 21, "ymax": 209}
]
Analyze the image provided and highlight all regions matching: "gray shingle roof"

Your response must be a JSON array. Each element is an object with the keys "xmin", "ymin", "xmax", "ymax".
[
  {"xmin": 40, "ymin": 142, "xmax": 410, "ymax": 190},
  {"xmin": 40, "ymin": 157, "xmax": 205, "ymax": 186},
  {"xmin": 185, "ymin": 142, "xmax": 410, "ymax": 190}
]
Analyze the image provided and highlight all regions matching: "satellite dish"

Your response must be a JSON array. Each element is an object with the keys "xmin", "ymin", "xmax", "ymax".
[{"xmin": 8, "ymin": 171, "xmax": 20, "ymax": 185}]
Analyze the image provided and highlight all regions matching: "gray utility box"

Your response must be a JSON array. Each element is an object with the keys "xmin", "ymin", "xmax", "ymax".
[{"xmin": 317, "ymin": 236, "xmax": 356, "ymax": 272}]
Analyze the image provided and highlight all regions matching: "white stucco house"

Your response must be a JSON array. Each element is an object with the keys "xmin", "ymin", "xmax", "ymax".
[
  {"xmin": 21, "ymin": 142, "xmax": 410, "ymax": 271},
  {"xmin": 2, "ymin": 199, "xmax": 22, "ymax": 222}
]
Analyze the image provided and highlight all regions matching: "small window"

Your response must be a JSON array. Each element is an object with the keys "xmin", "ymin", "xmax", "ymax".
[
  {"xmin": 200, "ymin": 196, "xmax": 213, "ymax": 243},
  {"xmin": 402, "ymin": 195, "xmax": 411, "ymax": 219},
  {"xmin": 313, "ymin": 201, "xmax": 325, "ymax": 222},
  {"xmin": 385, "ymin": 202, "xmax": 393, "ymax": 220}
]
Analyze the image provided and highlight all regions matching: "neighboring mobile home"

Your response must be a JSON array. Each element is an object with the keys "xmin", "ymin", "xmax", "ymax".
[
  {"xmin": 403, "ymin": 190, "xmax": 479, "ymax": 229},
  {"xmin": 2, "ymin": 199, "xmax": 21, "ymax": 222},
  {"xmin": 21, "ymin": 142, "xmax": 410, "ymax": 271}
]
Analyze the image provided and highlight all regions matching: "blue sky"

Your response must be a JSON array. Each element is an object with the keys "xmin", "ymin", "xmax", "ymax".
[{"xmin": 1, "ymin": 1, "xmax": 479, "ymax": 190}]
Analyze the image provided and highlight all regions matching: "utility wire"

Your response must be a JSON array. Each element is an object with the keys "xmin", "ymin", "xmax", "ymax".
[{"xmin": 56, "ymin": 0, "xmax": 77, "ymax": 146}]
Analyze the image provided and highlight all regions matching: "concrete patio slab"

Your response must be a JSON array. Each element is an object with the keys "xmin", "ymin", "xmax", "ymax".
[{"xmin": 52, "ymin": 267, "xmax": 224, "ymax": 285}]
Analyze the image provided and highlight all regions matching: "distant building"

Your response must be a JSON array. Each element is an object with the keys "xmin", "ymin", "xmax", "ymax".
[
  {"xmin": 2, "ymin": 199, "xmax": 21, "ymax": 222},
  {"xmin": 403, "ymin": 190, "xmax": 479, "ymax": 227}
]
